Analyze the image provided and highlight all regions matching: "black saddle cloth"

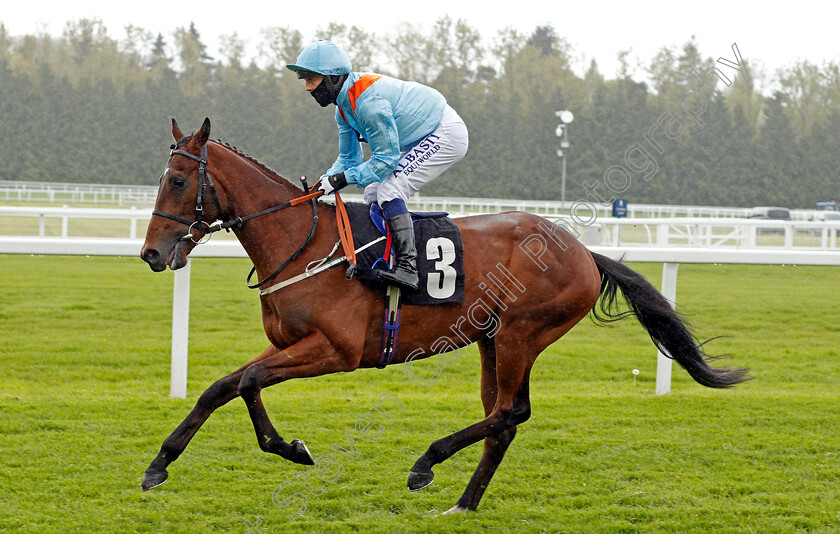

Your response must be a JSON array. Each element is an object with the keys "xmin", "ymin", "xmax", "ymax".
[{"xmin": 344, "ymin": 202, "xmax": 464, "ymax": 306}]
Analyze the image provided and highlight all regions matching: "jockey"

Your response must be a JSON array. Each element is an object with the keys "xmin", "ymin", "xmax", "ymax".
[{"xmin": 287, "ymin": 39, "xmax": 469, "ymax": 291}]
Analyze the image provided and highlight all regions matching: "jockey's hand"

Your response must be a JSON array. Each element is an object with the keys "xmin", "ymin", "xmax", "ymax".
[{"xmin": 317, "ymin": 172, "xmax": 348, "ymax": 195}]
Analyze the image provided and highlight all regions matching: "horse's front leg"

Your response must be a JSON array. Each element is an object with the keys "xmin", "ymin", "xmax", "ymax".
[
  {"xmin": 237, "ymin": 331, "xmax": 356, "ymax": 464},
  {"xmin": 142, "ymin": 344, "xmax": 282, "ymax": 490}
]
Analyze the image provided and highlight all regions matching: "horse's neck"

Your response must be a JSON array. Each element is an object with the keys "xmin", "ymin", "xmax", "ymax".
[{"xmin": 210, "ymin": 144, "xmax": 332, "ymax": 272}]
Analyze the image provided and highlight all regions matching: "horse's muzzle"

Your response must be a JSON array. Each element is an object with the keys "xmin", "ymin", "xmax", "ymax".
[
  {"xmin": 141, "ymin": 246, "xmax": 167, "ymax": 272},
  {"xmin": 142, "ymin": 237, "xmax": 192, "ymax": 271}
]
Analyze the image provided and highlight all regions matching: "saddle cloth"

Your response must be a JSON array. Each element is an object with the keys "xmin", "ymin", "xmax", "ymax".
[{"xmin": 344, "ymin": 202, "xmax": 464, "ymax": 306}]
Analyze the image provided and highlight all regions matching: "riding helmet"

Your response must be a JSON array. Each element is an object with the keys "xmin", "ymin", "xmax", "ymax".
[{"xmin": 286, "ymin": 40, "xmax": 352, "ymax": 78}]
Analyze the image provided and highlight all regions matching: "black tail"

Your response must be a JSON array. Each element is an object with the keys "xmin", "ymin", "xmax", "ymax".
[{"xmin": 590, "ymin": 252, "xmax": 749, "ymax": 388}]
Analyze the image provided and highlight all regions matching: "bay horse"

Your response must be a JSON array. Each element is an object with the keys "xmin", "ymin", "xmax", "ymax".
[{"xmin": 140, "ymin": 118, "xmax": 748, "ymax": 513}]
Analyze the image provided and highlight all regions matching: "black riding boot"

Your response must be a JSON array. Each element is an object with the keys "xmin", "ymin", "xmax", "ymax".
[{"xmin": 379, "ymin": 212, "xmax": 420, "ymax": 291}]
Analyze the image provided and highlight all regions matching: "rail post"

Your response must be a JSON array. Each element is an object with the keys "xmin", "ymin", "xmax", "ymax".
[
  {"xmin": 656, "ymin": 262, "xmax": 679, "ymax": 395},
  {"xmin": 170, "ymin": 260, "xmax": 191, "ymax": 399}
]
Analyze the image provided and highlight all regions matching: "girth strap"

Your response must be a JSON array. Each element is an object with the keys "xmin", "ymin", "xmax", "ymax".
[{"xmin": 334, "ymin": 191, "xmax": 357, "ymax": 279}]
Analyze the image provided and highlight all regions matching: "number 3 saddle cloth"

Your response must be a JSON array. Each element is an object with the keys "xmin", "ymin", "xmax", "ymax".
[{"xmin": 344, "ymin": 202, "xmax": 465, "ymax": 306}]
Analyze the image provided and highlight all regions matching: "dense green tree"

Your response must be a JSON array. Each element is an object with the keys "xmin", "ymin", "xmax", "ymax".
[
  {"xmin": 315, "ymin": 23, "xmax": 377, "ymax": 72},
  {"xmin": 0, "ymin": 19, "xmax": 837, "ymax": 208},
  {"xmin": 258, "ymin": 26, "xmax": 303, "ymax": 72},
  {"xmin": 146, "ymin": 33, "xmax": 176, "ymax": 85},
  {"xmin": 174, "ymin": 22, "xmax": 214, "ymax": 99}
]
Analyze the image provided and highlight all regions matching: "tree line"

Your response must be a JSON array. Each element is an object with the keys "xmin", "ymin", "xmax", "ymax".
[{"xmin": 0, "ymin": 18, "xmax": 838, "ymax": 208}]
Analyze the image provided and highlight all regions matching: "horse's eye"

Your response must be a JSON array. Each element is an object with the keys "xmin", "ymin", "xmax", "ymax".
[{"xmin": 171, "ymin": 177, "xmax": 186, "ymax": 189}]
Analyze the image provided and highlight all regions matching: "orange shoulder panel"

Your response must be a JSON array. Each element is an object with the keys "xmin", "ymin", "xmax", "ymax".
[{"xmin": 348, "ymin": 74, "xmax": 382, "ymax": 114}]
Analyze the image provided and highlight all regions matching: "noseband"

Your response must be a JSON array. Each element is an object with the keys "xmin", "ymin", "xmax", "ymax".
[{"xmin": 151, "ymin": 137, "xmax": 323, "ymax": 288}]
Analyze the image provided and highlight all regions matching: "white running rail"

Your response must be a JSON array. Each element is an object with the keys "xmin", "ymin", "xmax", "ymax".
[{"xmin": 2, "ymin": 236, "xmax": 839, "ymax": 398}]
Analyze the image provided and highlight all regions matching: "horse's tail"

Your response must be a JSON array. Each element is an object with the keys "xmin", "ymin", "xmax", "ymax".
[{"xmin": 589, "ymin": 251, "xmax": 749, "ymax": 388}]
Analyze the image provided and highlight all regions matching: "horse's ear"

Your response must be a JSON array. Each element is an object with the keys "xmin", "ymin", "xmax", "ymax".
[
  {"xmin": 195, "ymin": 117, "xmax": 211, "ymax": 147},
  {"xmin": 171, "ymin": 118, "xmax": 184, "ymax": 142}
]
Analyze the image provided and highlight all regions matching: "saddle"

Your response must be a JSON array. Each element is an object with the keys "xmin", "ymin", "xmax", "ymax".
[
  {"xmin": 336, "ymin": 201, "xmax": 465, "ymax": 368},
  {"xmin": 345, "ymin": 202, "xmax": 465, "ymax": 306}
]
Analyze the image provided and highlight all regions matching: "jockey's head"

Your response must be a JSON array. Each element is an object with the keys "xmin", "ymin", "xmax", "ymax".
[{"xmin": 287, "ymin": 40, "xmax": 352, "ymax": 107}]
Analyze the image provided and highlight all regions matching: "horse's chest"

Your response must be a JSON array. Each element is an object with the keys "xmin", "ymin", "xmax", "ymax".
[{"xmin": 261, "ymin": 300, "xmax": 312, "ymax": 347}]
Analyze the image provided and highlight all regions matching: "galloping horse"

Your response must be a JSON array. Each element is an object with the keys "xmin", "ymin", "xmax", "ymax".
[{"xmin": 140, "ymin": 118, "xmax": 748, "ymax": 513}]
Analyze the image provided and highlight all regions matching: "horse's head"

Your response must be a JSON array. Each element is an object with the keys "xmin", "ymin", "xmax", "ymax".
[{"xmin": 141, "ymin": 118, "xmax": 222, "ymax": 272}]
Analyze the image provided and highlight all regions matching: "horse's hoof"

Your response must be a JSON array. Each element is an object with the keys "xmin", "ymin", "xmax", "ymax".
[
  {"xmin": 141, "ymin": 469, "xmax": 168, "ymax": 491},
  {"xmin": 407, "ymin": 469, "xmax": 434, "ymax": 491},
  {"xmin": 290, "ymin": 439, "xmax": 315, "ymax": 466},
  {"xmin": 441, "ymin": 504, "xmax": 470, "ymax": 515}
]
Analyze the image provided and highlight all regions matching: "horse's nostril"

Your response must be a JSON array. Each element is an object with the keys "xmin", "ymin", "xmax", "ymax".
[{"xmin": 142, "ymin": 248, "xmax": 160, "ymax": 263}]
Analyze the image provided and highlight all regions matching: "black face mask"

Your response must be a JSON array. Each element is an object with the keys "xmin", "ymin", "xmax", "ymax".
[
  {"xmin": 310, "ymin": 74, "xmax": 348, "ymax": 107},
  {"xmin": 311, "ymin": 81, "xmax": 334, "ymax": 107}
]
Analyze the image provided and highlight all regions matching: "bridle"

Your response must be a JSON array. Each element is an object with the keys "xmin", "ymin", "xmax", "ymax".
[
  {"xmin": 151, "ymin": 137, "xmax": 324, "ymax": 289},
  {"xmin": 152, "ymin": 141, "xmax": 223, "ymax": 244}
]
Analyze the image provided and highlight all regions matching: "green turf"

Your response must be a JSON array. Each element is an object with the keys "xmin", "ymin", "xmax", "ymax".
[{"xmin": 0, "ymin": 255, "xmax": 838, "ymax": 533}]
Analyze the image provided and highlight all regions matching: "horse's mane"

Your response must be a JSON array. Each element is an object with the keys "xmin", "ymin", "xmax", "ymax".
[{"xmin": 209, "ymin": 139, "xmax": 304, "ymax": 193}]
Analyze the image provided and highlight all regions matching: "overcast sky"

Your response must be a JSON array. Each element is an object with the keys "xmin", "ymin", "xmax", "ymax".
[{"xmin": 2, "ymin": 0, "xmax": 838, "ymax": 85}]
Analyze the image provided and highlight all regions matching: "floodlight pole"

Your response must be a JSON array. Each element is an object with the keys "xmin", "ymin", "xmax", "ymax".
[
  {"xmin": 561, "ymin": 140, "xmax": 568, "ymax": 207},
  {"xmin": 555, "ymin": 110, "xmax": 574, "ymax": 210}
]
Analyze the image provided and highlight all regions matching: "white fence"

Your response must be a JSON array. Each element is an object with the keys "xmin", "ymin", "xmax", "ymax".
[
  {"xmin": 0, "ymin": 206, "xmax": 151, "ymax": 239},
  {"xmin": 4, "ymin": 205, "xmax": 839, "ymax": 250},
  {"xmin": 1, "ymin": 179, "xmax": 823, "ymax": 219},
  {"xmin": 592, "ymin": 217, "xmax": 840, "ymax": 249},
  {"xmin": 0, "ymin": 180, "xmax": 159, "ymax": 206},
  {"xmin": 2, "ymin": 235, "xmax": 839, "ymax": 398}
]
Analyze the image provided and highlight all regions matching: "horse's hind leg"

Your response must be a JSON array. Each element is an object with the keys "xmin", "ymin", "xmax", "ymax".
[
  {"xmin": 445, "ymin": 428, "xmax": 517, "ymax": 514},
  {"xmin": 142, "ymin": 344, "xmax": 278, "ymax": 490},
  {"xmin": 443, "ymin": 337, "xmax": 522, "ymax": 514},
  {"xmin": 408, "ymin": 337, "xmax": 533, "ymax": 498}
]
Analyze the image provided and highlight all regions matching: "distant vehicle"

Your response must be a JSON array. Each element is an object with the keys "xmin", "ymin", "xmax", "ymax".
[
  {"xmin": 747, "ymin": 207, "xmax": 790, "ymax": 235},
  {"xmin": 816, "ymin": 201, "xmax": 839, "ymax": 212},
  {"xmin": 812, "ymin": 211, "xmax": 840, "ymax": 222},
  {"xmin": 807, "ymin": 210, "xmax": 840, "ymax": 235},
  {"xmin": 746, "ymin": 207, "xmax": 791, "ymax": 220}
]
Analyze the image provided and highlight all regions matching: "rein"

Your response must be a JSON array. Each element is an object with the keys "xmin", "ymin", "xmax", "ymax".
[
  {"xmin": 151, "ymin": 139, "xmax": 357, "ymax": 290},
  {"xmin": 243, "ymin": 180, "xmax": 322, "ymax": 289}
]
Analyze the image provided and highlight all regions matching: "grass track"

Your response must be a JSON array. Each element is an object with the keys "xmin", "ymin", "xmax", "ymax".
[{"xmin": 0, "ymin": 255, "xmax": 839, "ymax": 533}]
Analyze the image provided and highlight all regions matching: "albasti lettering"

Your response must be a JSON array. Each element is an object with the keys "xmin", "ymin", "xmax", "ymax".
[{"xmin": 392, "ymin": 133, "xmax": 441, "ymax": 177}]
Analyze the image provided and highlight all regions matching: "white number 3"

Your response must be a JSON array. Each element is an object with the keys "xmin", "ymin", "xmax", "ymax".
[{"xmin": 425, "ymin": 237, "xmax": 457, "ymax": 299}]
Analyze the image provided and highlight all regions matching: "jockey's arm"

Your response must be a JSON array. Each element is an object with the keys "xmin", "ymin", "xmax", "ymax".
[
  {"xmin": 341, "ymin": 95, "xmax": 401, "ymax": 188},
  {"xmin": 323, "ymin": 110, "xmax": 364, "ymax": 178}
]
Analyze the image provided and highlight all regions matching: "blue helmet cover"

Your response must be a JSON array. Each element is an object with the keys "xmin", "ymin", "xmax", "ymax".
[{"xmin": 286, "ymin": 40, "xmax": 352, "ymax": 76}]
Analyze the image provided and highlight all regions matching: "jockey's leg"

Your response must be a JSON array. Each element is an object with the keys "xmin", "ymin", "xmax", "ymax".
[
  {"xmin": 378, "ymin": 199, "xmax": 419, "ymax": 290},
  {"xmin": 401, "ymin": 105, "xmax": 469, "ymax": 198},
  {"xmin": 375, "ymin": 105, "xmax": 469, "ymax": 291}
]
